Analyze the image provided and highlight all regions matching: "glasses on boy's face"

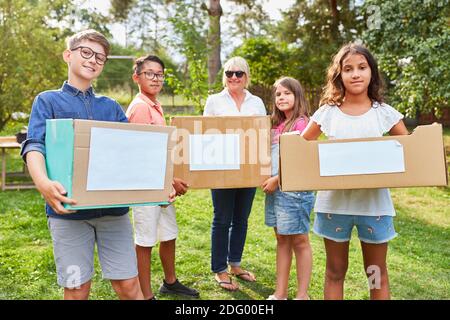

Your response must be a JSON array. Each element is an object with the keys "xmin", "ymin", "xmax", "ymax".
[
  {"xmin": 137, "ymin": 71, "xmax": 165, "ymax": 81},
  {"xmin": 225, "ymin": 70, "xmax": 245, "ymax": 78},
  {"xmin": 71, "ymin": 46, "xmax": 108, "ymax": 65}
]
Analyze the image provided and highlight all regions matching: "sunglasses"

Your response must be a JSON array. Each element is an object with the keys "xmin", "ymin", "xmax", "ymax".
[{"xmin": 225, "ymin": 70, "xmax": 245, "ymax": 78}]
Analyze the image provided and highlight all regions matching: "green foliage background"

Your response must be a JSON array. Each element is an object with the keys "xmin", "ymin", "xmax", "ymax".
[
  {"xmin": 361, "ymin": 0, "xmax": 450, "ymax": 118},
  {"xmin": 0, "ymin": 0, "xmax": 448, "ymax": 129}
]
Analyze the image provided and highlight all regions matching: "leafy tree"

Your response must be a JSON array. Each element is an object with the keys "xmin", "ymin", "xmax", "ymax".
[
  {"xmin": 109, "ymin": 0, "xmax": 135, "ymax": 21},
  {"xmin": 362, "ymin": 0, "xmax": 450, "ymax": 118},
  {"xmin": 225, "ymin": 0, "xmax": 270, "ymax": 40},
  {"xmin": 0, "ymin": 0, "xmax": 67, "ymax": 131},
  {"xmin": 107, "ymin": 0, "xmax": 274, "ymax": 106},
  {"xmin": 166, "ymin": 0, "xmax": 209, "ymax": 113},
  {"xmin": 0, "ymin": 0, "xmax": 121, "ymax": 130},
  {"xmin": 232, "ymin": 37, "xmax": 291, "ymax": 109},
  {"xmin": 274, "ymin": 0, "xmax": 364, "ymax": 88},
  {"xmin": 70, "ymin": 6, "xmax": 112, "ymax": 38},
  {"xmin": 110, "ymin": 0, "xmax": 170, "ymax": 52},
  {"xmin": 233, "ymin": 38, "xmax": 290, "ymax": 87},
  {"xmin": 202, "ymin": 0, "xmax": 270, "ymax": 86}
]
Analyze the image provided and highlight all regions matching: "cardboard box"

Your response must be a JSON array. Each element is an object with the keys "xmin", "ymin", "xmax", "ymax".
[
  {"xmin": 45, "ymin": 119, "xmax": 176, "ymax": 210},
  {"xmin": 170, "ymin": 116, "xmax": 271, "ymax": 189},
  {"xmin": 279, "ymin": 123, "xmax": 448, "ymax": 191}
]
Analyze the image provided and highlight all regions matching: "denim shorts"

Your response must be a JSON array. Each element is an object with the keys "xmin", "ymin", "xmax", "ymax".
[
  {"xmin": 313, "ymin": 212, "xmax": 397, "ymax": 244},
  {"xmin": 265, "ymin": 190, "xmax": 315, "ymax": 235}
]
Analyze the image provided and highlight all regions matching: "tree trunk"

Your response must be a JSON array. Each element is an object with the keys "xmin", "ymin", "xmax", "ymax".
[
  {"xmin": 206, "ymin": 0, "xmax": 222, "ymax": 87},
  {"xmin": 329, "ymin": 0, "xmax": 339, "ymax": 39}
]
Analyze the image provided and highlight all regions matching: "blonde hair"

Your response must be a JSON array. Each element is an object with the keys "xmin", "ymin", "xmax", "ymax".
[
  {"xmin": 66, "ymin": 29, "xmax": 110, "ymax": 56},
  {"xmin": 222, "ymin": 56, "xmax": 250, "ymax": 88}
]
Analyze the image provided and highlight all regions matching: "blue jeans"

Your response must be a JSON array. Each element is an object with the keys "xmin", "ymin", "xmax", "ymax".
[{"xmin": 210, "ymin": 188, "xmax": 256, "ymax": 273}]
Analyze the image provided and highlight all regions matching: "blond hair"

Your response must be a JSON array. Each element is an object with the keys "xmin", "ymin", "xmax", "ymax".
[
  {"xmin": 66, "ymin": 29, "xmax": 110, "ymax": 56},
  {"xmin": 222, "ymin": 56, "xmax": 251, "ymax": 88}
]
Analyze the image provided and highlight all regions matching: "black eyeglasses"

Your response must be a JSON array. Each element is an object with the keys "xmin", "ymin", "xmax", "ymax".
[
  {"xmin": 137, "ymin": 71, "xmax": 165, "ymax": 81},
  {"xmin": 225, "ymin": 70, "xmax": 245, "ymax": 78},
  {"xmin": 71, "ymin": 46, "xmax": 108, "ymax": 65}
]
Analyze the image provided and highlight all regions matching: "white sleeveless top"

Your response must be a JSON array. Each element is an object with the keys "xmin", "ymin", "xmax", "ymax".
[{"xmin": 311, "ymin": 102, "xmax": 404, "ymax": 216}]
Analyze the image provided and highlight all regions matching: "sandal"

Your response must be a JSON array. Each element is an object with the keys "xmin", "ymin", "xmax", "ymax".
[
  {"xmin": 230, "ymin": 270, "xmax": 256, "ymax": 282},
  {"xmin": 214, "ymin": 273, "xmax": 239, "ymax": 291}
]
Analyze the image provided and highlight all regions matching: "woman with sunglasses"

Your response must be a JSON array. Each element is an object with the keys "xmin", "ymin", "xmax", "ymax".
[{"xmin": 203, "ymin": 56, "xmax": 266, "ymax": 291}]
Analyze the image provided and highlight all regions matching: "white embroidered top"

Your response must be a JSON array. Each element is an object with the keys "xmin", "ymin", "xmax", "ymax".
[{"xmin": 311, "ymin": 102, "xmax": 404, "ymax": 216}]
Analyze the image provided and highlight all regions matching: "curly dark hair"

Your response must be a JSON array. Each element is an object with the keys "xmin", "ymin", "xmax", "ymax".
[{"xmin": 320, "ymin": 43, "xmax": 384, "ymax": 106}]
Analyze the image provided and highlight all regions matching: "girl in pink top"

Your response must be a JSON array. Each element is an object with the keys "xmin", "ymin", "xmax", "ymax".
[{"xmin": 262, "ymin": 77, "xmax": 315, "ymax": 300}]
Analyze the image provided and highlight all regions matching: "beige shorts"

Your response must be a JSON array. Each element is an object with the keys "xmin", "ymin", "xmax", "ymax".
[{"xmin": 132, "ymin": 204, "xmax": 178, "ymax": 247}]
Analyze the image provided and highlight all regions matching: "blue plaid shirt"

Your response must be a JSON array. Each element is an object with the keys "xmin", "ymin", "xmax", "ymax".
[{"xmin": 21, "ymin": 81, "xmax": 129, "ymax": 220}]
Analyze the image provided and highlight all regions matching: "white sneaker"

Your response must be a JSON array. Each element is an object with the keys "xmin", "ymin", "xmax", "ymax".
[
  {"xmin": 267, "ymin": 294, "xmax": 287, "ymax": 300},
  {"xmin": 293, "ymin": 295, "xmax": 310, "ymax": 300}
]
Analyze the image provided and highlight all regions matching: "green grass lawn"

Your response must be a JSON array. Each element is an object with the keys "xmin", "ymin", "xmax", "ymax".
[
  {"xmin": 0, "ymin": 186, "xmax": 448, "ymax": 300},
  {"xmin": 0, "ymin": 125, "xmax": 448, "ymax": 300}
]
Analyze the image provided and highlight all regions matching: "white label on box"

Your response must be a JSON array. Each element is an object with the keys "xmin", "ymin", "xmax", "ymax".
[
  {"xmin": 318, "ymin": 140, "xmax": 405, "ymax": 176},
  {"xmin": 87, "ymin": 127, "xmax": 168, "ymax": 191},
  {"xmin": 189, "ymin": 134, "xmax": 240, "ymax": 171}
]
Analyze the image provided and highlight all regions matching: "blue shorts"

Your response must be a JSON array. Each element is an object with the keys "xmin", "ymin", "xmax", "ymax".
[
  {"xmin": 265, "ymin": 190, "xmax": 315, "ymax": 235},
  {"xmin": 313, "ymin": 213, "xmax": 397, "ymax": 244}
]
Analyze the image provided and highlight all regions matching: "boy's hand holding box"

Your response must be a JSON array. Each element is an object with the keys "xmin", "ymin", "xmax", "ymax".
[{"xmin": 45, "ymin": 119, "xmax": 176, "ymax": 210}]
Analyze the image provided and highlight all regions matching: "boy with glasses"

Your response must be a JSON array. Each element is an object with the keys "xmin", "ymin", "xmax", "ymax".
[
  {"xmin": 21, "ymin": 30, "xmax": 144, "ymax": 300},
  {"xmin": 126, "ymin": 54, "xmax": 199, "ymax": 300}
]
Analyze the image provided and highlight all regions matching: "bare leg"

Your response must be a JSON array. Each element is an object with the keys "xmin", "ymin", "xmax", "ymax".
[
  {"xmin": 323, "ymin": 238, "xmax": 350, "ymax": 300},
  {"xmin": 111, "ymin": 277, "xmax": 144, "ymax": 300},
  {"xmin": 64, "ymin": 280, "xmax": 91, "ymax": 300},
  {"xmin": 136, "ymin": 244, "xmax": 154, "ymax": 299},
  {"xmin": 159, "ymin": 239, "xmax": 177, "ymax": 284},
  {"xmin": 273, "ymin": 229, "xmax": 292, "ymax": 299},
  {"xmin": 292, "ymin": 234, "xmax": 312, "ymax": 300},
  {"xmin": 360, "ymin": 241, "xmax": 390, "ymax": 300}
]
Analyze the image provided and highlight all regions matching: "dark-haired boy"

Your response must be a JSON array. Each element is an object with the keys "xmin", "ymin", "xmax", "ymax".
[{"xmin": 126, "ymin": 55, "xmax": 199, "ymax": 300}]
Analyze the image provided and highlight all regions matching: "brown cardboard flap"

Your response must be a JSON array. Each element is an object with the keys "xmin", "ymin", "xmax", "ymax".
[
  {"xmin": 280, "ymin": 123, "xmax": 448, "ymax": 191},
  {"xmin": 170, "ymin": 116, "xmax": 271, "ymax": 189},
  {"xmin": 71, "ymin": 120, "xmax": 176, "ymax": 207}
]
